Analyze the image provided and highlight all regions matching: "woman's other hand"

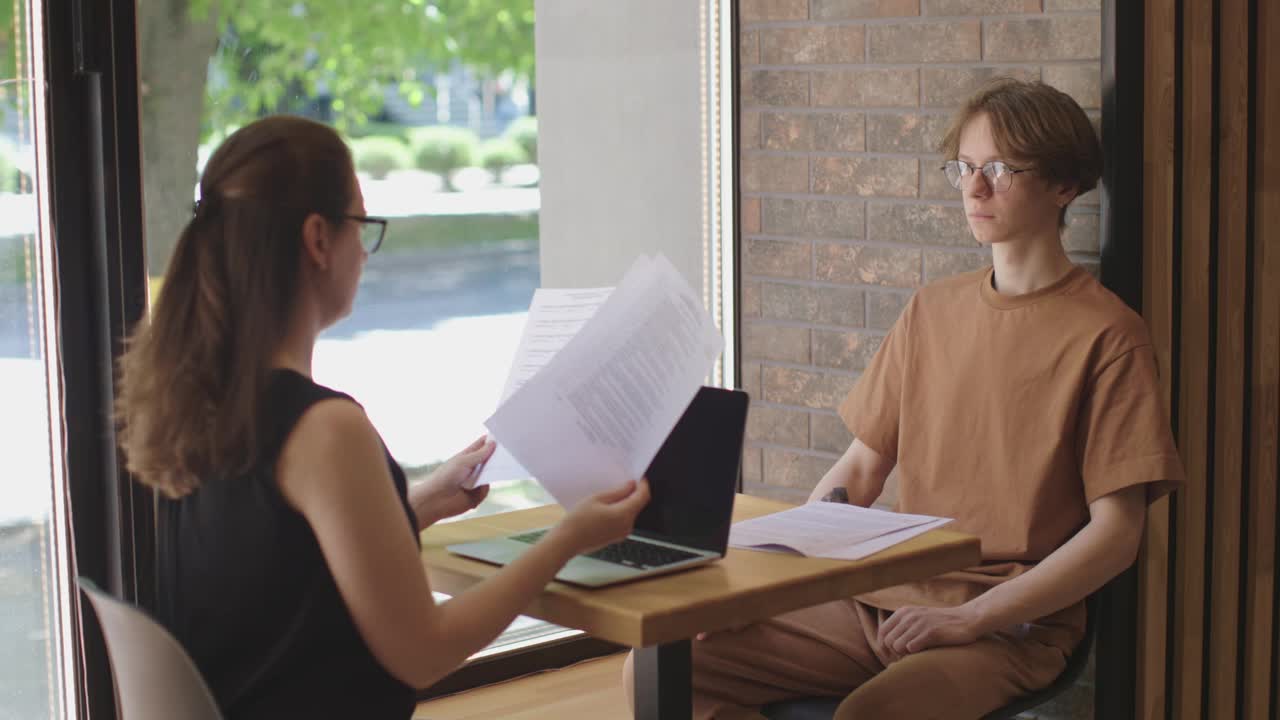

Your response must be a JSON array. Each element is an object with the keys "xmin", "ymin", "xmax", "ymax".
[
  {"xmin": 410, "ymin": 436, "xmax": 495, "ymax": 527},
  {"xmin": 549, "ymin": 478, "xmax": 651, "ymax": 556}
]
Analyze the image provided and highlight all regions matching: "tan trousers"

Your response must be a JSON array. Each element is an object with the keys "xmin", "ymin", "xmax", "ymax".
[{"xmin": 677, "ymin": 598, "xmax": 1082, "ymax": 720}]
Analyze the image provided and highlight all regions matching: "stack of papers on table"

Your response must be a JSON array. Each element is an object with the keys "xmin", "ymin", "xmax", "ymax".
[
  {"xmin": 729, "ymin": 502, "xmax": 953, "ymax": 561},
  {"xmin": 473, "ymin": 254, "xmax": 725, "ymax": 510}
]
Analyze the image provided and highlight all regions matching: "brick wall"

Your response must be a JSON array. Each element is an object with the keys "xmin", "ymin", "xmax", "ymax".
[{"xmin": 738, "ymin": 0, "xmax": 1103, "ymax": 504}]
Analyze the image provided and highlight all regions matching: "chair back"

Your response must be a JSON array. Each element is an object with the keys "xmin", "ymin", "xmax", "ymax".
[{"xmin": 78, "ymin": 578, "xmax": 223, "ymax": 720}]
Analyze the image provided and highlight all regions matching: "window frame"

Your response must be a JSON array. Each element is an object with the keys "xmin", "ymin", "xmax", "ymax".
[{"xmin": 44, "ymin": 0, "xmax": 152, "ymax": 717}]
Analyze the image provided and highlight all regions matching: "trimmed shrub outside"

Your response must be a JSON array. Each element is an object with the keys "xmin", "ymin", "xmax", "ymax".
[
  {"xmin": 350, "ymin": 136, "xmax": 412, "ymax": 180},
  {"xmin": 409, "ymin": 126, "xmax": 479, "ymax": 191},
  {"xmin": 346, "ymin": 121, "xmax": 414, "ymax": 144},
  {"xmin": 476, "ymin": 137, "xmax": 527, "ymax": 181},
  {"xmin": 503, "ymin": 116, "xmax": 537, "ymax": 164}
]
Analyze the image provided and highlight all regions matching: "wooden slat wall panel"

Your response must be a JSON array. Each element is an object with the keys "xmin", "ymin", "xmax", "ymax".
[
  {"xmin": 1243, "ymin": 0, "xmax": 1280, "ymax": 716},
  {"xmin": 1138, "ymin": 0, "xmax": 1177, "ymax": 716},
  {"xmin": 1137, "ymin": 0, "xmax": 1279, "ymax": 716},
  {"xmin": 1207, "ymin": 0, "xmax": 1249, "ymax": 715},
  {"xmin": 1172, "ymin": 1, "xmax": 1214, "ymax": 716}
]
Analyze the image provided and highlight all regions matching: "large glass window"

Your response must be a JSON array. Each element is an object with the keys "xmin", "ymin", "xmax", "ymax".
[
  {"xmin": 136, "ymin": 0, "xmax": 736, "ymax": 670},
  {"xmin": 0, "ymin": 0, "xmax": 73, "ymax": 716}
]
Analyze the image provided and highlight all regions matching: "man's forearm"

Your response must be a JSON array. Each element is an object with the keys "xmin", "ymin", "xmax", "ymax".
[
  {"xmin": 964, "ymin": 489, "xmax": 1145, "ymax": 633},
  {"xmin": 807, "ymin": 460, "xmax": 881, "ymax": 506}
]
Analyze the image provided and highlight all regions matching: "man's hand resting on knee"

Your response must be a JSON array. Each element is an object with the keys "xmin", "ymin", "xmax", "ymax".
[{"xmin": 877, "ymin": 604, "xmax": 986, "ymax": 661}]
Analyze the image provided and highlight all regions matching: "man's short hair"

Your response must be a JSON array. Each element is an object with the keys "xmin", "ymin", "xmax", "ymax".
[{"xmin": 939, "ymin": 78, "xmax": 1103, "ymax": 228}]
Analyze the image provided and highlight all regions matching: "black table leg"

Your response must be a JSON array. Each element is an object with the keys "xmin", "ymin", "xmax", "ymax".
[{"xmin": 634, "ymin": 639, "xmax": 692, "ymax": 720}]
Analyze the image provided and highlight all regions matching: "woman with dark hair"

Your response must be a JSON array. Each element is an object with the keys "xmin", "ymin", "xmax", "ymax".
[{"xmin": 117, "ymin": 115, "xmax": 649, "ymax": 720}]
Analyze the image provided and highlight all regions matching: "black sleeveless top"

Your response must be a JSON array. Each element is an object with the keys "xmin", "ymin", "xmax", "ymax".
[{"xmin": 155, "ymin": 370, "xmax": 418, "ymax": 720}]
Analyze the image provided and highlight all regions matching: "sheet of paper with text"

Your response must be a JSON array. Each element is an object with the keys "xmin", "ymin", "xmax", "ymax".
[
  {"xmin": 484, "ymin": 254, "xmax": 724, "ymax": 509},
  {"xmin": 467, "ymin": 286, "xmax": 614, "ymax": 488}
]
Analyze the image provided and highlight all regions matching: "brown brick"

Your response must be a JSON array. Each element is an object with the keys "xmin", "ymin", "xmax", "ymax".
[
  {"xmin": 763, "ymin": 113, "xmax": 815, "ymax": 151},
  {"xmin": 745, "ymin": 238, "xmax": 811, "ymax": 279},
  {"xmin": 868, "ymin": 202, "xmax": 971, "ymax": 246},
  {"xmin": 924, "ymin": 249, "xmax": 991, "ymax": 282},
  {"xmin": 1062, "ymin": 212, "xmax": 1100, "ymax": 254},
  {"xmin": 742, "ymin": 154, "xmax": 809, "ymax": 193},
  {"xmin": 813, "ymin": 0, "xmax": 921, "ymax": 19},
  {"xmin": 741, "ymin": 0, "xmax": 809, "ymax": 22},
  {"xmin": 763, "ymin": 366, "xmax": 858, "ymax": 409},
  {"xmin": 761, "ymin": 283, "xmax": 817, "ymax": 322},
  {"xmin": 742, "ymin": 361, "xmax": 763, "ymax": 399},
  {"xmin": 867, "ymin": 290, "xmax": 910, "ymax": 329},
  {"xmin": 742, "ymin": 446, "xmax": 763, "ymax": 484},
  {"xmin": 813, "ymin": 69, "xmax": 919, "ymax": 107},
  {"xmin": 921, "ymin": 66, "xmax": 1039, "ymax": 107},
  {"xmin": 763, "ymin": 197, "xmax": 864, "ymax": 238},
  {"xmin": 742, "ymin": 280, "xmax": 762, "ymax": 317},
  {"xmin": 742, "ymin": 196, "xmax": 762, "ymax": 234},
  {"xmin": 816, "ymin": 243, "xmax": 922, "ymax": 287},
  {"xmin": 811, "ymin": 413, "xmax": 854, "ymax": 453},
  {"xmin": 813, "ymin": 156, "xmax": 917, "ymax": 197},
  {"xmin": 813, "ymin": 113, "xmax": 867, "ymax": 152},
  {"xmin": 1042, "ymin": 64, "xmax": 1102, "ymax": 110},
  {"xmin": 762, "ymin": 283, "xmax": 866, "ymax": 327},
  {"xmin": 985, "ymin": 17, "xmax": 1101, "ymax": 62},
  {"xmin": 744, "ymin": 322, "xmax": 811, "ymax": 363},
  {"xmin": 1044, "ymin": 0, "xmax": 1100, "ymax": 8},
  {"xmin": 743, "ymin": 70, "xmax": 809, "ymax": 106},
  {"xmin": 747, "ymin": 403, "xmax": 810, "ymax": 446},
  {"xmin": 761, "ymin": 26, "xmax": 866, "ymax": 65},
  {"xmin": 743, "ymin": 481, "xmax": 811, "ymax": 504},
  {"xmin": 813, "ymin": 330, "xmax": 884, "ymax": 371},
  {"xmin": 868, "ymin": 21, "xmax": 981, "ymax": 63},
  {"xmin": 741, "ymin": 30, "xmax": 760, "ymax": 66},
  {"xmin": 920, "ymin": 157, "xmax": 960, "ymax": 199},
  {"xmin": 764, "ymin": 448, "xmax": 835, "ymax": 489},
  {"xmin": 866, "ymin": 113, "xmax": 952, "ymax": 153},
  {"xmin": 817, "ymin": 287, "xmax": 868, "ymax": 327},
  {"xmin": 923, "ymin": 0, "xmax": 1039, "ymax": 13},
  {"xmin": 741, "ymin": 111, "xmax": 762, "ymax": 150}
]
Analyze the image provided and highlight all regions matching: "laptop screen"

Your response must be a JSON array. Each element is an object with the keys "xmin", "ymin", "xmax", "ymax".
[{"xmin": 633, "ymin": 386, "xmax": 749, "ymax": 555}]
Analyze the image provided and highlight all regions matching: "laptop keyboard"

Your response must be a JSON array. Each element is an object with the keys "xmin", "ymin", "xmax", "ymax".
[{"xmin": 510, "ymin": 530, "xmax": 701, "ymax": 569}]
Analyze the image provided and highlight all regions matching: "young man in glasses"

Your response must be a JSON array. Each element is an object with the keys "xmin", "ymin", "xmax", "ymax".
[{"xmin": 653, "ymin": 79, "xmax": 1185, "ymax": 719}]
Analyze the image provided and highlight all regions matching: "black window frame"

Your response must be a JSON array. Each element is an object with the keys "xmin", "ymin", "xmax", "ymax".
[{"xmin": 45, "ymin": 0, "xmax": 151, "ymax": 718}]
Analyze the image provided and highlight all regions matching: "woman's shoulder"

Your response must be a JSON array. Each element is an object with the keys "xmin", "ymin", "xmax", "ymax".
[
  {"xmin": 261, "ymin": 370, "xmax": 366, "ymax": 463},
  {"xmin": 269, "ymin": 368, "xmax": 354, "ymax": 405}
]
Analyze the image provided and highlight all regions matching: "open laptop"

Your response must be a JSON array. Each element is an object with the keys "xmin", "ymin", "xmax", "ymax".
[{"xmin": 447, "ymin": 386, "xmax": 749, "ymax": 588}]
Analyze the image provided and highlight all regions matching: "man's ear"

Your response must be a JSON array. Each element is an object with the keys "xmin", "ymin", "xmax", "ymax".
[
  {"xmin": 1054, "ymin": 182, "xmax": 1079, "ymax": 210},
  {"xmin": 300, "ymin": 213, "xmax": 331, "ymax": 271}
]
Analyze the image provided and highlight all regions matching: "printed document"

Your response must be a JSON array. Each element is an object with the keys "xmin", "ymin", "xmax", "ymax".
[
  {"xmin": 483, "ymin": 254, "xmax": 725, "ymax": 509},
  {"xmin": 467, "ymin": 287, "xmax": 614, "ymax": 488},
  {"xmin": 729, "ymin": 503, "xmax": 953, "ymax": 561}
]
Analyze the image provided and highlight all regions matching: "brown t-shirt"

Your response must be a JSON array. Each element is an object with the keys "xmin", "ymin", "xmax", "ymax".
[{"xmin": 841, "ymin": 266, "xmax": 1184, "ymax": 621}]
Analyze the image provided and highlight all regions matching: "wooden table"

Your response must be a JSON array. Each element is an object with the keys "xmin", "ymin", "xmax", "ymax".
[{"xmin": 421, "ymin": 494, "xmax": 981, "ymax": 720}]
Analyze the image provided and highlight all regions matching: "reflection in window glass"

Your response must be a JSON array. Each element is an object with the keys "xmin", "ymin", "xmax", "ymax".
[
  {"xmin": 0, "ymin": 0, "xmax": 69, "ymax": 717},
  {"xmin": 138, "ymin": 0, "xmax": 559, "ymax": 657}
]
